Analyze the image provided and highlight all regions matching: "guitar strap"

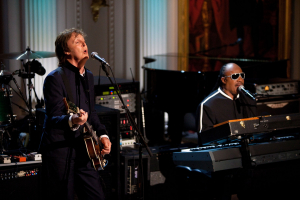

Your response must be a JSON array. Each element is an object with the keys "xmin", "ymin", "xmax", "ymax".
[
  {"xmin": 57, "ymin": 67, "xmax": 75, "ymax": 103},
  {"xmin": 58, "ymin": 67, "xmax": 84, "ymax": 133},
  {"xmin": 79, "ymin": 73, "xmax": 92, "ymax": 116}
]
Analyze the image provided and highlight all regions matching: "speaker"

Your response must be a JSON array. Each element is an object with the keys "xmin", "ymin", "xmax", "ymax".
[
  {"xmin": 95, "ymin": 105, "xmax": 121, "ymax": 200},
  {"xmin": 120, "ymin": 152, "xmax": 150, "ymax": 200}
]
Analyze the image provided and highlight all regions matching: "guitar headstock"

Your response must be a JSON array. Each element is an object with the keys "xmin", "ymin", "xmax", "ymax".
[{"xmin": 63, "ymin": 97, "xmax": 95, "ymax": 136}]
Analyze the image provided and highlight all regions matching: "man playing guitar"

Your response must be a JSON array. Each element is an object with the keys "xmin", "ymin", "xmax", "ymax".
[{"xmin": 40, "ymin": 28, "xmax": 111, "ymax": 200}]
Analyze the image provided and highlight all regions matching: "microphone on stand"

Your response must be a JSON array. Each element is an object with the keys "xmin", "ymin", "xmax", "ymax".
[
  {"xmin": 90, "ymin": 52, "xmax": 110, "ymax": 66},
  {"xmin": 238, "ymin": 85, "xmax": 256, "ymax": 100},
  {"xmin": 229, "ymin": 38, "xmax": 243, "ymax": 46},
  {"xmin": 90, "ymin": 52, "xmax": 110, "ymax": 76},
  {"xmin": 24, "ymin": 59, "xmax": 46, "ymax": 76}
]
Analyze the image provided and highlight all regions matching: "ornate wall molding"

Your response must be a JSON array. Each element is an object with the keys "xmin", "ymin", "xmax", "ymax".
[
  {"xmin": 108, "ymin": 0, "xmax": 115, "ymax": 72},
  {"xmin": 76, "ymin": 0, "xmax": 81, "ymax": 29}
]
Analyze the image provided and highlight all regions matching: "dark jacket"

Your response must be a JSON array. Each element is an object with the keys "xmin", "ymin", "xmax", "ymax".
[
  {"xmin": 41, "ymin": 61, "xmax": 106, "ymax": 158},
  {"xmin": 196, "ymin": 87, "xmax": 257, "ymax": 133}
]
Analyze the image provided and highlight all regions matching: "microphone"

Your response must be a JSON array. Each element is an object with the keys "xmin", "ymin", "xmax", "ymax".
[
  {"xmin": 238, "ymin": 85, "xmax": 256, "ymax": 100},
  {"xmin": 24, "ymin": 59, "xmax": 46, "ymax": 76},
  {"xmin": 90, "ymin": 52, "xmax": 110, "ymax": 67},
  {"xmin": 230, "ymin": 38, "xmax": 243, "ymax": 46}
]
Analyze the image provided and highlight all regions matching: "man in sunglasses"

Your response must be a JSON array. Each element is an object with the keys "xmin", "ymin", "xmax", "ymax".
[{"xmin": 196, "ymin": 63, "xmax": 257, "ymax": 145}]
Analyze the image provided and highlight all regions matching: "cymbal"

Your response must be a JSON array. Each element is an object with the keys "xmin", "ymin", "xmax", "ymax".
[{"xmin": 0, "ymin": 47, "xmax": 56, "ymax": 60}]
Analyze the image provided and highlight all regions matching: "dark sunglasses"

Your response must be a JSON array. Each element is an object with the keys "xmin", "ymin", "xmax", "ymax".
[{"xmin": 224, "ymin": 72, "xmax": 245, "ymax": 80}]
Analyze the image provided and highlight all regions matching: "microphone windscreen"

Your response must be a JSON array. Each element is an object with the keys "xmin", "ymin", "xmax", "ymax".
[
  {"xmin": 90, "ymin": 52, "xmax": 98, "ymax": 59},
  {"xmin": 238, "ymin": 85, "xmax": 245, "ymax": 92}
]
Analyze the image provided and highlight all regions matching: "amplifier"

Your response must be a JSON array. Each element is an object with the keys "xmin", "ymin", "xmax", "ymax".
[
  {"xmin": 94, "ymin": 76, "xmax": 139, "ymax": 114},
  {"xmin": 0, "ymin": 161, "xmax": 42, "ymax": 200},
  {"xmin": 95, "ymin": 93, "xmax": 136, "ymax": 113},
  {"xmin": 94, "ymin": 76, "xmax": 141, "ymax": 148},
  {"xmin": 246, "ymin": 79, "xmax": 299, "ymax": 96}
]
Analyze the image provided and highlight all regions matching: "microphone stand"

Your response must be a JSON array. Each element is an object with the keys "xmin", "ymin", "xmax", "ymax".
[
  {"xmin": 33, "ymin": 86, "xmax": 43, "ymax": 108},
  {"xmin": 19, "ymin": 60, "xmax": 35, "ymax": 150},
  {"xmin": 11, "ymin": 74, "xmax": 29, "ymax": 108},
  {"xmin": 100, "ymin": 63, "xmax": 153, "ymax": 200}
]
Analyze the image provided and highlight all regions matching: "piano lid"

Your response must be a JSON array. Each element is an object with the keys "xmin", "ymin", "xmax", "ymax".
[
  {"xmin": 142, "ymin": 54, "xmax": 216, "ymax": 113},
  {"xmin": 143, "ymin": 53, "xmax": 288, "ymax": 77}
]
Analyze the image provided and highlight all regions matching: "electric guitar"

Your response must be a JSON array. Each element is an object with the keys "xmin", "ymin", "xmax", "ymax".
[{"xmin": 63, "ymin": 97, "xmax": 107, "ymax": 171}]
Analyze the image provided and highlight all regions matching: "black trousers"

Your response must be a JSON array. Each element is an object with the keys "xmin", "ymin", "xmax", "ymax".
[{"xmin": 42, "ymin": 156, "xmax": 105, "ymax": 200}]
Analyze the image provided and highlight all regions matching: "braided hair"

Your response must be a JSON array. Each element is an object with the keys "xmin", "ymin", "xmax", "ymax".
[{"xmin": 211, "ymin": 63, "xmax": 229, "ymax": 93}]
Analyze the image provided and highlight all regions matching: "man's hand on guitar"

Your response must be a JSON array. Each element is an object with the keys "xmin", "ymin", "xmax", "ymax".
[
  {"xmin": 71, "ymin": 109, "xmax": 88, "ymax": 125},
  {"xmin": 100, "ymin": 137, "xmax": 111, "ymax": 155}
]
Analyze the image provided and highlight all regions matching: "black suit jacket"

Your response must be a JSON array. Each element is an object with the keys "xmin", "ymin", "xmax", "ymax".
[{"xmin": 41, "ymin": 61, "xmax": 107, "ymax": 158}]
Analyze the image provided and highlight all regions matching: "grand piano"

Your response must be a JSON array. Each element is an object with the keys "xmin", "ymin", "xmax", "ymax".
[{"xmin": 142, "ymin": 53, "xmax": 289, "ymax": 146}]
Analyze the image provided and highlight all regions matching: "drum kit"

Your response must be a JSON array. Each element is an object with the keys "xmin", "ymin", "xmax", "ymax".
[{"xmin": 0, "ymin": 47, "xmax": 55, "ymax": 153}]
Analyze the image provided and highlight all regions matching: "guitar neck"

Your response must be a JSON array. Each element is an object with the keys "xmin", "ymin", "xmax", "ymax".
[{"xmin": 63, "ymin": 98, "xmax": 99, "ymax": 142}]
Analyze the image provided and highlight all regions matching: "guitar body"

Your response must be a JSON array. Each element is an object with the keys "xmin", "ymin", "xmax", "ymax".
[
  {"xmin": 84, "ymin": 136, "xmax": 105, "ymax": 171},
  {"xmin": 63, "ymin": 97, "xmax": 107, "ymax": 171}
]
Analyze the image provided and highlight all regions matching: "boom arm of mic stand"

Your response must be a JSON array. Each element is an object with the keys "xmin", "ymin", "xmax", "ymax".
[
  {"xmin": 101, "ymin": 64, "xmax": 153, "ymax": 157},
  {"xmin": 11, "ymin": 102, "xmax": 29, "ymax": 113}
]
